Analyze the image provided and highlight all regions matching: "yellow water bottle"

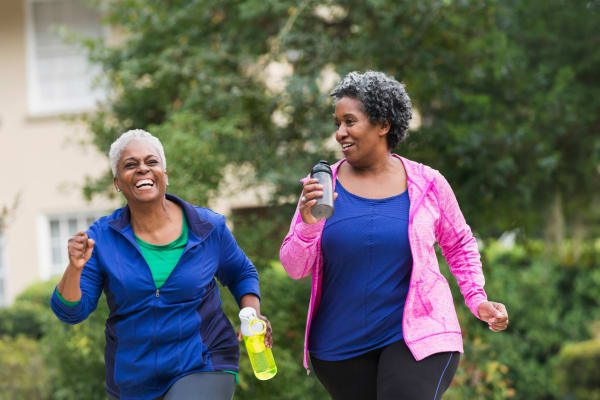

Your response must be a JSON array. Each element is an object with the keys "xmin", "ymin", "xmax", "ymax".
[{"xmin": 239, "ymin": 307, "xmax": 277, "ymax": 380}]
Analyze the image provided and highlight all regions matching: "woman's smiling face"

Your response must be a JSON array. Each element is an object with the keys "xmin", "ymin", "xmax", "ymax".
[
  {"xmin": 114, "ymin": 139, "xmax": 168, "ymax": 203},
  {"xmin": 334, "ymin": 96, "xmax": 390, "ymax": 167}
]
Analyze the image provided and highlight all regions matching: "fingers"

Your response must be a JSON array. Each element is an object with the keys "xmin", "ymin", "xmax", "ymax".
[
  {"xmin": 301, "ymin": 179, "xmax": 324, "ymax": 207},
  {"xmin": 488, "ymin": 302, "xmax": 509, "ymax": 331},
  {"xmin": 68, "ymin": 232, "xmax": 93, "ymax": 268},
  {"xmin": 258, "ymin": 315, "xmax": 273, "ymax": 348},
  {"xmin": 68, "ymin": 232, "xmax": 88, "ymax": 253},
  {"xmin": 84, "ymin": 238, "xmax": 95, "ymax": 259},
  {"xmin": 237, "ymin": 329, "xmax": 242, "ymax": 342}
]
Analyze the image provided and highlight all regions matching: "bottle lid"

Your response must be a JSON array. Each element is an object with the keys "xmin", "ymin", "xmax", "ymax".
[
  {"xmin": 239, "ymin": 307, "xmax": 266, "ymax": 336},
  {"xmin": 311, "ymin": 160, "xmax": 332, "ymax": 176}
]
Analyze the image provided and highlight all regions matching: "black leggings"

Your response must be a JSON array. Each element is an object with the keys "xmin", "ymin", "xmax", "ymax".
[
  {"xmin": 106, "ymin": 372, "xmax": 235, "ymax": 400},
  {"xmin": 311, "ymin": 340, "xmax": 459, "ymax": 400}
]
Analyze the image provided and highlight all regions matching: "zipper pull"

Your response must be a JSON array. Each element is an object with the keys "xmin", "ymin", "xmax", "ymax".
[{"xmin": 156, "ymin": 289, "xmax": 159, "ymax": 297}]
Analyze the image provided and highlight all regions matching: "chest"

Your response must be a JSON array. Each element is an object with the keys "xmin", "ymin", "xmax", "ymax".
[
  {"xmin": 99, "ymin": 233, "xmax": 220, "ymax": 308},
  {"xmin": 336, "ymin": 173, "xmax": 407, "ymax": 199}
]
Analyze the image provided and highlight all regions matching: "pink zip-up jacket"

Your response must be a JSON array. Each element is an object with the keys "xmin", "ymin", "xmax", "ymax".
[{"xmin": 280, "ymin": 155, "xmax": 488, "ymax": 372}]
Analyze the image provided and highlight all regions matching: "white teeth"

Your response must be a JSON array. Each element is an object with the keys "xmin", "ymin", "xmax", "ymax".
[
  {"xmin": 342, "ymin": 144, "xmax": 354, "ymax": 149},
  {"xmin": 136, "ymin": 179, "xmax": 154, "ymax": 188}
]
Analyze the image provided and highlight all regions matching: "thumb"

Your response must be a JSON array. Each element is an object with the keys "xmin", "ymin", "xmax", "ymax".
[
  {"xmin": 84, "ymin": 238, "xmax": 95, "ymax": 259},
  {"xmin": 492, "ymin": 303, "xmax": 504, "ymax": 318}
]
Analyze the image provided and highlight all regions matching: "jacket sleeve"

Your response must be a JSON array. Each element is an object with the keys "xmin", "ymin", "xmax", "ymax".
[
  {"xmin": 433, "ymin": 171, "xmax": 487, "ymax": 319},
  {"xmin": 215, "ymin": 216, "xmax": 261, "ymax": 306},
  {"xmin": 279, "ymin": 189, "xmax": 325, "ymax": 280},
  {"xmin": 50, "ymin": 227, "xmax": 105, "ymax": 325}
]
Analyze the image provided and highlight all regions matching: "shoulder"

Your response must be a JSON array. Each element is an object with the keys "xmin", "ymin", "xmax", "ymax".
[
  {"xmin": 168, "ymin": 194, "xmax": 226, "ymax": 230},
  {"xmin": 87, "ymin": 208, "xmax": 122, "ymax": 237},
  {"xmin": 397, "ymin": 155, "xmax": 441, "ymax": 183},
  {"xmin": 190, "ymin": 206, "xmax": 226, "ymax": 227}
]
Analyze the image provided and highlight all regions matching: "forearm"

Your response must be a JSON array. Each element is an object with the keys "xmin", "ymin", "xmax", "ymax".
[
  {"xmin": 56, "ymin": 264, "xmax": 83, "ymax": 302},
  {"xmin": 240, "ymin": 293, "xmax": 261, "ymax": 314},
  {"xmin": 280, "ymin": 216, "xmax": 324, "ymax": 279}
]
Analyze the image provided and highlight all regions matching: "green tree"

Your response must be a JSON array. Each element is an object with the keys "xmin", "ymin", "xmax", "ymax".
[{"xmin": 82, "ymin": 0, "xmax": 599, "ymax": 239}]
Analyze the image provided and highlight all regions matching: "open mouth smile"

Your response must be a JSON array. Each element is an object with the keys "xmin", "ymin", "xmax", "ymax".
[{"xmin": 135, "ymin": 179, "xmax": 155, "ymax": 190}]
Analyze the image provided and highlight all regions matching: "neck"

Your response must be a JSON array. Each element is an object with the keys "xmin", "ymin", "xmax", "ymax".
[
  {"xmin": 128, "ymin": 196, "xmax": 175, "ymax": 234},
  {"xmin": 347, "ymin": 151, "xmax": 395, "ymax": 176}
]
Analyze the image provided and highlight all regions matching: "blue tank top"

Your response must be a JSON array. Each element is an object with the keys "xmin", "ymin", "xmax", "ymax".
[{"xmin": 308, "ymin": 179, "xmax": 413, "ymax": 361}]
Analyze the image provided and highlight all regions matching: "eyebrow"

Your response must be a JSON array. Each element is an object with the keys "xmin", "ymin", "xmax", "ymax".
[
  {"xmin": 333, "ymin": 113, "xmax": 357, "ymax": 119},
  {"xmin": 122, "ymin": 154, "xmax": 159, "ymax": 162}
]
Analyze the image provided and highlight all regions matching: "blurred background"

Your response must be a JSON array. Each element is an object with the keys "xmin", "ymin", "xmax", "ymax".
[{"xmin": 0, "ymin": 0, "xmax": 599, "ymax": 398}]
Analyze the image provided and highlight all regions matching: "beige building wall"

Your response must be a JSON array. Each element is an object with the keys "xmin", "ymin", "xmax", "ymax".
[{"xmin": 0, "ymin": 0, "xmax": 117, "ymax": 304}]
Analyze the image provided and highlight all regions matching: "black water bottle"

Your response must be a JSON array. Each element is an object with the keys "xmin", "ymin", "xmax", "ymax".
[{"xmin": 310, "ymin": 160, "xmax": 334, "ymax": 219}]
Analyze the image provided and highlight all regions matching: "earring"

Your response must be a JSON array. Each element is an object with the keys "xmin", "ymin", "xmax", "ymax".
[{"xmin": 116, "ymin": 187, "xmax": 121, "ymax": 192}]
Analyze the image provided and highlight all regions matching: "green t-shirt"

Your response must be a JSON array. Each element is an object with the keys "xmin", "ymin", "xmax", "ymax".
[{"xmin": 135, "ymin": 216, "xmax": 188, "ymax": 289}]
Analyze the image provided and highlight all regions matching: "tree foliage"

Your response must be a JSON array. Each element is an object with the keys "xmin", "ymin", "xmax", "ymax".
[{"xmin": 82, "ymin": 0, "xmax": 599, "ymax": 239}]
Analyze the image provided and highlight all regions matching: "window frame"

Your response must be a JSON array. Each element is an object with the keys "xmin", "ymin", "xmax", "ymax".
[
  {"xmin": 37, "ymin": 210, "xmax": 106, "ymax": 280},
  {"xmin": 24, "ymin": 0, "xmax": 108, "ymax": 116}
]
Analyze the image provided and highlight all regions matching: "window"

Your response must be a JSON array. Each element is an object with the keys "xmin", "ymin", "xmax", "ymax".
[
  {"xmin": 25, "ymin": 0, "xmax": 105, "ymax": 115},
  {"xmin": 39, "ymin": 211, "xmax": 105, "ymax": 278}
]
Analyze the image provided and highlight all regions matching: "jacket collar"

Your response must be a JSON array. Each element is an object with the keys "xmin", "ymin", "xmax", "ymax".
[{"xmin": 108, "ymin": 193, "xmax": 214, "ymax": 240}]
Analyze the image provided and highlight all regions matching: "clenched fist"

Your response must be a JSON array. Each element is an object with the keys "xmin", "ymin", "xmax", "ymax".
[{"xmin": 68, "ymin": 232, "xmax": 95, "ymax": 270}]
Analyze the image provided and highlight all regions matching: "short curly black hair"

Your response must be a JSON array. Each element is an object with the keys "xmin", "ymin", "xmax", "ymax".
[{"xmin": 330, "ymin": 71, "xmax": 412, "ymax": 149}]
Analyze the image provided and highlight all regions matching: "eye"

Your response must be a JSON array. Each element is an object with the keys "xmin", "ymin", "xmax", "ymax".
[
  {"xmin": 346, "ymin": 119, "xmax": 355, "ymax": 125},
  {"xmin": 125, "ymin": 162, "xmax": 136, "ymax": 168},
  {"xmin": 334, "ymin": 121, "xmax": 341, "ymax": 128},
  {"xmin": 148, "ymin": 159, "xmax": 159, "ymax": 165}
]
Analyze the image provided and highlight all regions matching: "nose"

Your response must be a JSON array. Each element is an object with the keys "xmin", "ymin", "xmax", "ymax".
[
  {"xmin": 335, "ymin": 124, "xmax": 347, "ymax": 142},
  {"xmin": 137, "ymin": 163, "xmax": 150, "ymax": 174}
]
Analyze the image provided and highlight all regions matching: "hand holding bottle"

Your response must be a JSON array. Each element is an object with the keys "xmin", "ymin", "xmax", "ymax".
[
  {"xmin": 239, "ymin": 307, "xmax": 277, "ymax": 380},
  {"xmin": 299, "ymin": 160, "xmax": 337, "ymax": 224}
]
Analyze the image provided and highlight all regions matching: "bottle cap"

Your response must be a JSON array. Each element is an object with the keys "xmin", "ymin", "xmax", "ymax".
[
  {"xmin": 239, "ymin": 307, "xmax": 266, "ymax": 336},
  {"xmin": 311, "ymin": 160, "xmax": 332, "ymax": 176}
]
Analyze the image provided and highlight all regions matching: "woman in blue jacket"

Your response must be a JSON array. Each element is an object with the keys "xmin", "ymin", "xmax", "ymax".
[{"xmin": 50, "ymin": 129, "xmax": 270, "ymax": 400}]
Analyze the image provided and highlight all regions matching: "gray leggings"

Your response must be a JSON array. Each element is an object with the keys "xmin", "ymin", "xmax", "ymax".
[{"xmin": 107, "ymin": 372, "xmax": 236, "ymax": 400}]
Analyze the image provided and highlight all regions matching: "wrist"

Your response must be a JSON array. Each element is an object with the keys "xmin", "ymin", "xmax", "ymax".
[
  {"xmin": 66, "ymin": 262, "xmax": 84, "ymax": 272},
  {"xmin": 240, "ymin": 294, "xmax": 261, "ymax": 314}
]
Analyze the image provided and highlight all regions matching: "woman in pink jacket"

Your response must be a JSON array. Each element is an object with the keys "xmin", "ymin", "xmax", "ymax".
[{"xmin": 279, "ymin": 71, "xmax": 508, "ymax": 400}]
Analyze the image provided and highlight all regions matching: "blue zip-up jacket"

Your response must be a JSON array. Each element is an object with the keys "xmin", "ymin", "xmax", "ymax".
[{"xmin": 50, "ymin": 194, "xmax": 260, "ymax": 400}]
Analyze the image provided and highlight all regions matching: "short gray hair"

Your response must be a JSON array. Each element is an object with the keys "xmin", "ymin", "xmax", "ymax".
[
  {"xmin": 331, "ymin": 71, "xmax": 412, "ymax": 149},
  {"xmin": 109, "ymin": 129, "xmax": 167, "ymax": 176}
]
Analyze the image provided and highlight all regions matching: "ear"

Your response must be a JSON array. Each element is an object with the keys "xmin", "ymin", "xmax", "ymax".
[
  {"xmin": 113, "ymin": 177, "xmax": 121, "ymax": 192},
  {"xmin": 165, "ymin": 171, "xmax": 169, "ymax": 186},
  {"xmin": 378, "ymin": 120, "xmax": 391, "ymax": 137}
]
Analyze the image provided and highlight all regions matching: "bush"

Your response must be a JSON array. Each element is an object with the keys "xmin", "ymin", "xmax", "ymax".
[
  {"xmin": 0, "ymin": 335, "xmax": 50, "ymax": 399},
  {"xmin": 555, "ymin": 339, "xmax": 600, "ymax": 400},
  {"xmin": 41, "ymin": 295, "xmax": 109, "ymax": 400},
  {"xmin": 0, "ymin": 279, "xmax": 58, "ymax": 339},
  {"xmin": 0, "ymin": 302, "xmax": 46, "ymax": 339},
  {"xmin": 15, "ymin": 279, "xmax": 58, "ymax": 306},
  {"xmin": 442, "ymin": 240, "xmax": 600, "ymax": 399}
]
